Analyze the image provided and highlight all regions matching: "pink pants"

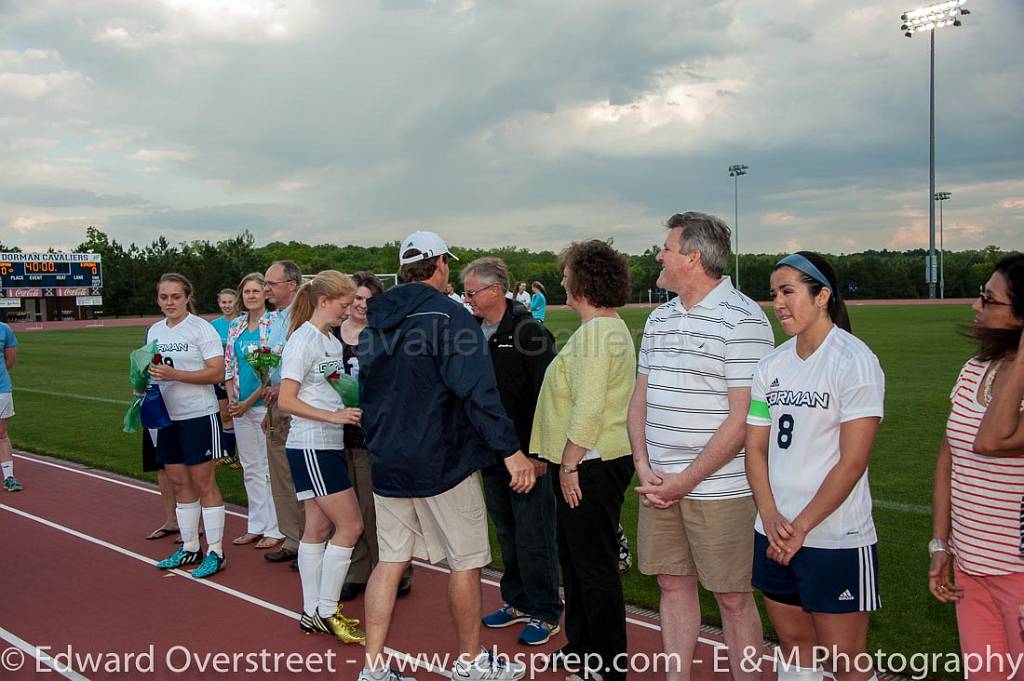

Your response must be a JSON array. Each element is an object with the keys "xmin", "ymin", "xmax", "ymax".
[{"xmin": 956, "ymin": 565, "xmax": 1024, "ymax": 680}]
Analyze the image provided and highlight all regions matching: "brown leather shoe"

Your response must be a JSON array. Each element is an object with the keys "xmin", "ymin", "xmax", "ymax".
[{"xmin": 264, "ymin": 546, "xmax": 298, "ymax": 562}]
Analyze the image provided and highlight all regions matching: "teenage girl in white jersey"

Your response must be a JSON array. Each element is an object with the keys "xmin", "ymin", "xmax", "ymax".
[
  {"xmin": 746, "ymin": 252, "xmax": 885, "ymax": 681},
  {"xmin": 149, "ymin": 273, "xmax": 230, "ymax": 579},
  {"xmin": 277, "ymin": 270, "xmax": 366, "ymax": 644}
]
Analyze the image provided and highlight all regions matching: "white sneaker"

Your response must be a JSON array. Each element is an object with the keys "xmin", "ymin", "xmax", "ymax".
[
  {"xmin": 357, "ymin": 668, "xmax": 416, "ymax": 681},
  {"xmin": 451, "ymin": 649, "xmax": 526, "ymax": 681}
]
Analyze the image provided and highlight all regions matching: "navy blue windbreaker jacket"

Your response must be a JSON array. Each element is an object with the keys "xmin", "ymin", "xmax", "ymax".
[{"xmin": 358, "ymin": 282, "xmax": 521, "ymax": 497}]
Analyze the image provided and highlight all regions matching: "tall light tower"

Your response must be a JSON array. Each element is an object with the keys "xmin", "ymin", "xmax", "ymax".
[
  {"xmin": 901, "ymin": 0, "xmax": 969, "ymax": 298},
  {"xmin": 728, "ymin": 164, "xmax": 748, "ymax": 291},
  {"xmin": 935, "ymin": 191, "xmax": 951, "ymax": 298}
]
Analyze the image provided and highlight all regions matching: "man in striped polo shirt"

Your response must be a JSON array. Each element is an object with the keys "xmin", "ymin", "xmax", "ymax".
[{"xmin": 630, "ymin": 212, "xmax": 774, "ymax": 680}]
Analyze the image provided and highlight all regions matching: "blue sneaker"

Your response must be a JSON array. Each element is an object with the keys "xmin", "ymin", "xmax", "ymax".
[
  {"xmin": 156, "ymin": 547, "xmax": 202, "ymax": 570},
  {"xmin": 518, "ymin": 618, "xmax": 560, "ymax": 646},
  {"xmin": 191, "ymin": 551, "xmax": 226, "ymax": 579},
  {"xmin": 4, "ymin": 476, "xmax": 23, "ymax": 492},
  {"xmin": 482, "ymin": 604, "xmax": 530, "ymax": 628}
]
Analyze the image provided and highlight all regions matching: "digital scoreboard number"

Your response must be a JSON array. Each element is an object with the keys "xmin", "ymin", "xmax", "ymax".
[{"xmin": 0, "ymin": 254, "xmax": 102, "ymax": 290}]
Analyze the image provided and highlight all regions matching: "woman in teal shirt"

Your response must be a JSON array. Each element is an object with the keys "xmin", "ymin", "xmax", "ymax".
[
  {"xmin": 224, "ymin": 273, "xmax": 284, "ymax": 549},
  {"xmin": 530, "ymin": 281, "xmax": 547, "ymax": 323}
]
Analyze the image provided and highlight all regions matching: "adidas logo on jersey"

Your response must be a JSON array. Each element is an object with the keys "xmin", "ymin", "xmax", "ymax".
[
  {"xmin": 770, "ymin": 378, "xmax": 780, "ymax": 388},
  {"xmin": 837, "ymin": 589, "xmax": 855, "ymax": 601}
]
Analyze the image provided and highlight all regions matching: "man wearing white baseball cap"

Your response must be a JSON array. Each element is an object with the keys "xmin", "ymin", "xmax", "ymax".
[{"xmin": 356, "ymin": 230, "xmax": 535, "ymax": 681}]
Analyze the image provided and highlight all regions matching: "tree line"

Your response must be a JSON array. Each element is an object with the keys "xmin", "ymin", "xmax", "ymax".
[{"xmin": 0, "ymin": 227, "xmax": 1014, "ymax": 316}]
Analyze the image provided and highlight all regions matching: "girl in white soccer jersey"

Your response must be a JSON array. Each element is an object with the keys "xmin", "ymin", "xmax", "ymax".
[
  {"xmin": 149, "ymin": 273, "xmax": 230, "ymax": 579},
  {"xmin": 276, "ymin": 270, "xmax": 366, "ymax": 644},
  {"xmin": 746, "ymin": 252, "xmax": 885, "ymax": 681}
]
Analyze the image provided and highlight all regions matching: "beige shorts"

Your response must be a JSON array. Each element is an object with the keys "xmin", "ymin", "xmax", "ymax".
[
  {"xmin": 0, "ymin": 393, "xmax": 13, "ymax": 420},
  {"xmin": 374, "ymin": 473, "xmax": 491, "ymax": 572},
  {"xmin": 638, "ymin": 495, "xmax": 756, "ymax": 593}
]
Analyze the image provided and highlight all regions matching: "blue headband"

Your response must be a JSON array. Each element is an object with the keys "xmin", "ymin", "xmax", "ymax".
[{"xmin": 776, "ymin": 253, "xmax": 832, "ymax": 291}]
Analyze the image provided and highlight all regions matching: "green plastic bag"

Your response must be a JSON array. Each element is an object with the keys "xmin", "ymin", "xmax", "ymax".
[
  {"xmin": 324, "ymin": 368, "xmax": 359, "ymax": 408},
  {"xmin": 122, "ymin": 341, "xmax": 159, "ymax": 433}
]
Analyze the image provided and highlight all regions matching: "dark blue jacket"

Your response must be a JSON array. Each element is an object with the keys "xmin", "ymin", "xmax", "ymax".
[{"xmin": 358, "ymin": 282, "xmax": 521, "ymax": 497}]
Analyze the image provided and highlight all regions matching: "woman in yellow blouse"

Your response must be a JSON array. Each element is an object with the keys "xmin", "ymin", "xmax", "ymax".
[{"xmin": 531, "ymin": 240, "xmax": 636, "ymax": 681}]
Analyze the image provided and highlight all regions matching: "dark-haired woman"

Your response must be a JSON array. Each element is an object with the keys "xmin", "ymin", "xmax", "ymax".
[
  {"xmin": 149, "ymin": 273, "xmax": 230, "ymax": 579},
  {"xmin": 334, "ymin": 271, "xmax": 413, "ymax": 600},
  {"xmin": 531, "ymin": 241, "xmax": 635, "ymax": 681},
  {"xmin": 745, "ymin": 252, "xmax": 884, "ymax": 681},
  {"xmin": 930, "ymin": 254, "xmax": 1024, "ymax": 663}
]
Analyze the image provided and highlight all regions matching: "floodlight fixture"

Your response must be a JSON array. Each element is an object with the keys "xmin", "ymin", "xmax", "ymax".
[{"xmin": 899, "ymin": 1, "xmax": 967, "ymax": 298}]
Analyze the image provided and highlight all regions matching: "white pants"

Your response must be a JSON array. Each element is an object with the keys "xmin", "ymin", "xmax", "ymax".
[{"xmin": 234, "ymin": 405, "xmax": 283, "ymax": 538}]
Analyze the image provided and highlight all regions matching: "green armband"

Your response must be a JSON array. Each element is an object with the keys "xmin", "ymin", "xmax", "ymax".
[{"xmin": 748, "ymin": 399, "xmax": 770, "ymax": 420}]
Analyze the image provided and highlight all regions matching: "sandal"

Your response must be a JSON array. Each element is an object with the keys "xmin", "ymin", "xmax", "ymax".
[
  {"xmin": 254, "ymin": 536, "xmax": 285, "ymax": 549},
  {"xmin": 145, "ymin": 527, "xmax": 179, "ymax": 540},
  {"xmin": 232, "ymin": 533, "xmax": 262, "ymax": 545}
]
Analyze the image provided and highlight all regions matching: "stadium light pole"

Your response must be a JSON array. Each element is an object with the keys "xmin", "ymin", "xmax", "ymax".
[
  {"xmin": 901, "ymin": 0, "xmax": 968, "ymax": 298},
  {"xmin": 728, "ymin": 164, "xmax": 749, "ymax": 291},
  {"xmin": 935, "ymin": 191, "xmax": 951, "ymax": 298}
]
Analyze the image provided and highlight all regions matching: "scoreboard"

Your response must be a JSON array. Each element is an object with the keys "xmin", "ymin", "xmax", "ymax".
[{"xmin": 0, "ymin": 253, "xmax": 102, "ymax": 291}]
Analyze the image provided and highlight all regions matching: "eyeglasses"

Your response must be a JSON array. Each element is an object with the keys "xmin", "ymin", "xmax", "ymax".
[
  {"xmin": 979, "ymin": 286, "xmax": 1012, "ymax": 308},
  {"xmin": 265, "ymin": 279, "xmax": 294, "ymax": 288},
  {"xmin": 463, "ymin": 283, "xmax": 499, "ymax": 299}
]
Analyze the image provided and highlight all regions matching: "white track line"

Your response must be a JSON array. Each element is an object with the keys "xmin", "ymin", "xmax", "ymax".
[
  {"xmin": 13, "ymin": 387, "xmax": 131, "ymax": 406},
  {"xmin": 0, "ymin": 625, "xmax": 91, "ymax": 681},
  {"xmin": 13, "ymin": 452, "xmax": 778, "ymax": 661},
  {"xmin": 0, "ymin": 504, "xmax": 451, "ymax": 678}
]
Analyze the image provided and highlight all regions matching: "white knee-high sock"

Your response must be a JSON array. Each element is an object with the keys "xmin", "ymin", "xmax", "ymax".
[
  {"xmin": 202, "ymin": 505, "xmax": 226, "ymax": 556},
  {"xmin": 221, "ymin": 428, "xmax": 236, "ymax": 457},
  {"xmin": 1, "ymin": 461, "xmax": 13, "ymax": 479},
  {"xmin": 318, "ymin": 544, "xmax": 354, "ymax": 617},
  {"xmin": 777, "ymin": 665, "xmax": 824, "ymax": 681},
  {"xmin": 299, "ymin": 542, "xmax": 327, "ymax": 616},
  {"xmin": 177, "ymin": 501, "xmax": 202, "ymax": 552}
]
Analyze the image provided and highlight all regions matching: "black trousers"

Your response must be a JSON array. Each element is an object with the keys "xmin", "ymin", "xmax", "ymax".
[{"xmin": 554, "ymin": 456, "xmax": 634, "ymax": 681}]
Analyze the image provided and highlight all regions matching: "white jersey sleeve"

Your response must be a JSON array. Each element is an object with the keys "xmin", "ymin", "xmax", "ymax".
[
  {"xmin": 747, "ymin": 359, "xmax": 771, "ymax": 427},
  {"xmin": 838, "ymin": 353, "xmax": 885, "ymax": 423}
]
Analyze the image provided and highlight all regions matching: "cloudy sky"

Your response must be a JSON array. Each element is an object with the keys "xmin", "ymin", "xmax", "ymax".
[{"xmin": 1, "ymin": 0, "xmax": 1021, "ymax": 256}]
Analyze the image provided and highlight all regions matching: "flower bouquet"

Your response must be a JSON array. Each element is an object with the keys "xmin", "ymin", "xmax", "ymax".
[
  {"xmin": 244, "ymin": 344, "xmax": 283, "ymax": 433},
  {"xmin": 123, "ymin": 341, "xmax": 160, "ymax": 432},
  {"xmin": 323, "ymin": 366, "xmax": 359, "ymax": 408}
]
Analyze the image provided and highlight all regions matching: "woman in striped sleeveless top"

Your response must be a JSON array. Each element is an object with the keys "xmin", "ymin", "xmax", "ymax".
[{"xmin": 930, "ymin": 254, "xmax": 1024, "ymax": 663}]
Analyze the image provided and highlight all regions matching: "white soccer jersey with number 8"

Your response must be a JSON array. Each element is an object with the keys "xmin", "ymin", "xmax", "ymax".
[{"xmin": 747, "ymin": 326, "xmax": 885, "ymax": 549}]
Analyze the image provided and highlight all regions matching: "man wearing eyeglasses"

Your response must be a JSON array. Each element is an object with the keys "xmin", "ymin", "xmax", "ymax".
[
  {"xmin": 261, "ymin": 259, "xmax": 304, "ymax": 564},
  {"xmin": 462, "ymin": 257, "xmax": 562, "ymax": 647},
  {"xmin": 356, "ymin": 232, "xmax": 534, "ymax": 681}
]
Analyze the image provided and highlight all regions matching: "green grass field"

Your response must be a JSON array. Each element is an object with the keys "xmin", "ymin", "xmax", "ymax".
[{"xmin": 7, "ymin": 304, "xmax": 973, "ymax": 663}]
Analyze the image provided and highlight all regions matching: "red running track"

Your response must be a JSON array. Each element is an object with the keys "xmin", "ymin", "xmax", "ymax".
[{"xmin": 0, "ymin": 453, "xmax": 774, "ymax": 680}]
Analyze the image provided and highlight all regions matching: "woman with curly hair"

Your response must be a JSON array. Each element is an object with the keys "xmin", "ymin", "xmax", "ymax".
[{"xmin": 531, "ymin": 240, "xmax": 635, "ymax": 681}]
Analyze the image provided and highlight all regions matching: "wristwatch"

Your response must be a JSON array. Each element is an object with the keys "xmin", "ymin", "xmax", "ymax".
[{"xmin": 928, "ymin": 538, "xmax": 950, "ymax": 556}]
